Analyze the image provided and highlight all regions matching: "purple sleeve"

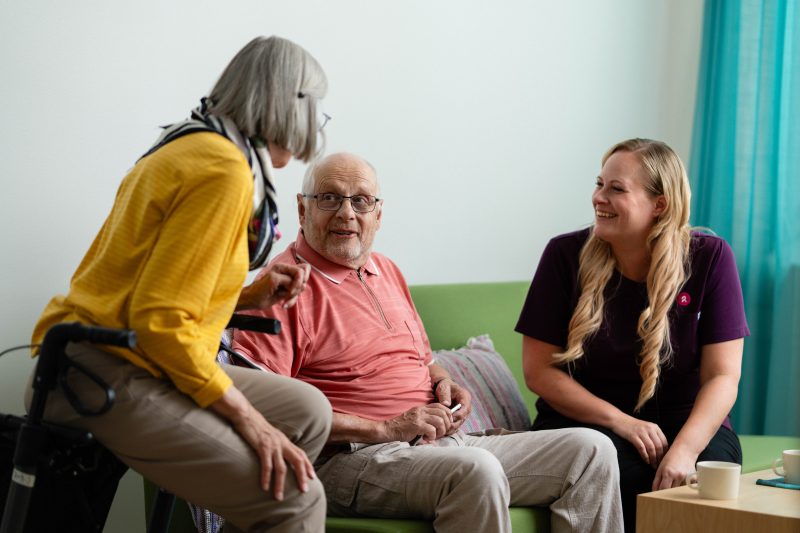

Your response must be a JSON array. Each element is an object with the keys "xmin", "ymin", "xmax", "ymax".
[
  {"xmin": 697, "ymin": 238, "xmax": 750, "ymax": 344},
  {"xmin": 515, "ymin": 236, "xmax": 580, "ymax": 348}
]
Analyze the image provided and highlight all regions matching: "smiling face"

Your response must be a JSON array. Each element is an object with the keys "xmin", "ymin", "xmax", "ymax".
[
  {"xmin": 592, "ymin": 150, "xmax": 665, "ymax": 249},
  {"xmin": 298, "ymin": 153, "xmax": 382, "ymax": 269}
]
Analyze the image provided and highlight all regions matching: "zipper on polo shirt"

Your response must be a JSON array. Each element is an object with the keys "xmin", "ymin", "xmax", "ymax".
[{"xmin": 357, "ymin": 268, "xmax": 392, "ymax": 330}]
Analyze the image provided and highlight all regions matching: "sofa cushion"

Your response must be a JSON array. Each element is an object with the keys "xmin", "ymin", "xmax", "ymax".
[{"xmin": 433, "ymin": 335, "xmax": 531, "ymax": 433}]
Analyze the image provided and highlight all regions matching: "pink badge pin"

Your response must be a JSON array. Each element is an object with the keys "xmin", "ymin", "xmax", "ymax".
[{"xmin": 678, "ymin": 292, "xmax": 691, "ymax": 306}]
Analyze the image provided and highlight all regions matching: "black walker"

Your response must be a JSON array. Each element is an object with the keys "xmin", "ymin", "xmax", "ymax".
[
  {"xmin": 0, "ymin": 322, "xmax": 135, "ymax": 533},
  {"xmin": 1, "ymin": 316, "xmax": 280, "ymax": 533}
]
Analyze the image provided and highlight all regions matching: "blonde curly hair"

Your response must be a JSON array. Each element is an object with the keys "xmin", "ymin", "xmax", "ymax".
[{"xmin": 553, "ymin": 138, "xmax": 692, "ymax": 412}]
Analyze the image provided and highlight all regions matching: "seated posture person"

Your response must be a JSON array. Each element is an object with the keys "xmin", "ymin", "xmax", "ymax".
[
  {"xmin": 517, "ymin": 138, "xmax": 748, "ymax": 532},
  {"xmin": 233, "ymin": 152, "xmax": 623, "ymax": 533},
  {"xmin": 29, "ymin": 37, "xmax": 332, "ymax": 532}
]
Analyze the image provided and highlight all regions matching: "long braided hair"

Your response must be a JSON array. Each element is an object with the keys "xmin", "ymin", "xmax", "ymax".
[{"xmin": 552, "ymin": 138, "xmax": 692, "ymax": 412}]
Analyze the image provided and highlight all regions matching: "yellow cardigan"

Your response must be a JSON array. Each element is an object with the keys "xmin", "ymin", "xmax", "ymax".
[{"xmin": 33, "ymin": 132, "xmax": 253, "ymax": 407}]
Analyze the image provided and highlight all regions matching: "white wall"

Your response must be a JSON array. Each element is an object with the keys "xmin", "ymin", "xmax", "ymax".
[{"xmin": 0, "ymin": 1, "xmax": 703, "ymax": 531}]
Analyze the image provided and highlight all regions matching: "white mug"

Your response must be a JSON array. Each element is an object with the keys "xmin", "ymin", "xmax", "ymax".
[
  {"xmin": 773, "ymin": 449, "xmax": 800, "ymax": 484},
  {"xmin": 684, "ymin": 461, "xmax": 741, "ymax": 500}
]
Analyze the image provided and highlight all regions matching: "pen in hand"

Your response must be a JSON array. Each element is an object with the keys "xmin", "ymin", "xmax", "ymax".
[{"xmin": 409, "ymin": 403, "xmax": 462, "ymax": 446}]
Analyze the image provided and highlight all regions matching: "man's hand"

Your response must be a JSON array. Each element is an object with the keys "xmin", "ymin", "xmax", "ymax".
[
  {"xmin": 381, "ymin": 404, "xmax": 456, "ymax": 443},
  {"xmin": 610, "ymin": 414, "xmax": 669, "ymax": 467},
  {"xmin": 210, "ymin": 386, "xmax": 316, "ymax": 501},
  {"xmin": 432, "ymin": 377, "xmax": 472, "ymax": 433},
  {"xmin": 237, "ymin": 263, "xmax": 311, "ymax": 311}
]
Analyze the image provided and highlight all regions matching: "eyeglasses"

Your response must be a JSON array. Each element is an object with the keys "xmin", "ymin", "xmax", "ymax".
[
  {"xmin": 319, "ymin": 112, "xmax": 332, "ymax": 131},
  {"xmin": 302, "ymin": 193, "xmax": 381, "ymax": 213},
  {"xmin": 298, "ymin": 92, "xmax": 332, "ymax": 131}
]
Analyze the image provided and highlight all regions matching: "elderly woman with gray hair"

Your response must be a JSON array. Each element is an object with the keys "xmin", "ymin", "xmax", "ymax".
[{"xmin": 29, "ymin": 36, "xmax": 331, "ymax": 532}]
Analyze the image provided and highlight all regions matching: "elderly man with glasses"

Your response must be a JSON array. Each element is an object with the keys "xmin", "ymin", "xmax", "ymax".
[{"xmin": 231, "ymin": 152, "xmax": 623, "ymax": 533}]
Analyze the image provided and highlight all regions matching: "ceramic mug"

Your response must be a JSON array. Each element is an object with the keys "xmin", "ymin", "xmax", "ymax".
[
  {"xmin": 773, "ymin": 449, "xmax": 800, "ymax": 484},
  {"xmin": 684, "ymin": 461, "xmax": 741, "ymax": 500}
]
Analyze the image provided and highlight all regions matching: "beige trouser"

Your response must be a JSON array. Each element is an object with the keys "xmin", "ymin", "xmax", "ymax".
[
  {"xmin": 317, "ymin": 428, "xmax": 623, "ymax": 533},
  {"xmin": 25, "ymin": 343, "xmax": 332, "ymax": 533}
]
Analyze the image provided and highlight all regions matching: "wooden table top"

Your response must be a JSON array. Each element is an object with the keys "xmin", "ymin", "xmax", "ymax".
[{"xmin": 636, "ymin": 469, "xmax": 800, "ymax": 532}]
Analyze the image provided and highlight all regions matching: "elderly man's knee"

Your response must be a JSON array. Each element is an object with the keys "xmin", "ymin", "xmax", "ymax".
[
  {"xmin": 577, "ymin": 427, "xmax": 616, "ymax": 456},
  {"xmin": 569, "ymin": 428, "xmax": 619, "ymax": 476},
  {"xmin": 449, "ymin": 448, "xmax": 508, "ymax": 489}
]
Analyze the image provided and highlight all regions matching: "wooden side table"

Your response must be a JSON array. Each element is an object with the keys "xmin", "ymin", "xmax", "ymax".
[{"xmin": 636, "ymin": 469, "xmax": 800, "ymax": 532}]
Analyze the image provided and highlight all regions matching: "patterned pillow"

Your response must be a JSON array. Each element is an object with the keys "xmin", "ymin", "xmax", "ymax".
[{"xmin": 433, "ymin": 334, "xmax": 530, "ymax": 433}]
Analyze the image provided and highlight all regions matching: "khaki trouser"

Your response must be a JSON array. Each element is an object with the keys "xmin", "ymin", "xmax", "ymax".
[
  {"xmin": 317, "ymin": 428, "xmax": 623, "ymax": 533},
  {"xmin": 25, "ymin": 343, "xmax": 331, "ymax": 533}
]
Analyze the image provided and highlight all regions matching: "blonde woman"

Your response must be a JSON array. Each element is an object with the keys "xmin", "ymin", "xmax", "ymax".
[{"xmin": 516, "ymin": 138, "xmax": 748, "ymax": 532}]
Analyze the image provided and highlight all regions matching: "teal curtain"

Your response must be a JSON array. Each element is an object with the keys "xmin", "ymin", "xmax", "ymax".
[{"xmin": 690, "ymin": 0, "xmax": 800, "ymax": 436}]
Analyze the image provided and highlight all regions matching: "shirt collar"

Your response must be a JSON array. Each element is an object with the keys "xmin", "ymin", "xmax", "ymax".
[{"xmin": 293, "ymin": 231, "xmax": 380, "ymax": 285}]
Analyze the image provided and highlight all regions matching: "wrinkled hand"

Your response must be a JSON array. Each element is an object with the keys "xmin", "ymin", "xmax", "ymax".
[
  {"xmin": 210, "ymin": 387, "xmax": 315, "ymax": 501},
  {"xmin": 432, "ymin": 378, "xmax": 472, "ymax": 433},
  {"xmin": 611, "ymin": 415, "xmax": 669, "ymax": 467},
  {"xmin": 382, "ymin": 404, "xmax": 456, "ymax": 444},
  {"xmin": 652, "ymin": 446, "xmax": 697, "ymax": 491},
  {"xmin": 238, "ymin": 263, "xmax": 311, "ymax": 311},
  {"xmin": 232, "ymin": 407, "xmax": 316, "ymax": 501}
]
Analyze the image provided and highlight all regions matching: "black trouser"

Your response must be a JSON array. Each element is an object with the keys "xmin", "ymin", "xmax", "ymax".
[{"xmin": 532, "ymin": 415, "xmax": 742, "ymax": 533}]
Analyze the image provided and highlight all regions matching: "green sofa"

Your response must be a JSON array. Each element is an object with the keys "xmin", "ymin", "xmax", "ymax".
[{"xmin": 145, "ymin": 281, "xmax": 800, "ymax": 532}]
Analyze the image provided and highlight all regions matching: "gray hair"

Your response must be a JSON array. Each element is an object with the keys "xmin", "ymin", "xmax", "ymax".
[
  {"xmin": 301, "ymin": 154, "xmax": 380, "ymax": 196},
  {"xmin": 208, "ymin": 36, "xmax": 327, "ymax": 162}
]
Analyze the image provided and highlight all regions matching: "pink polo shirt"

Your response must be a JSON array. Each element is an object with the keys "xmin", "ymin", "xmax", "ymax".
[{"xmin": 232, "ymin": 232, "xmax": 435, "ymax": 421}]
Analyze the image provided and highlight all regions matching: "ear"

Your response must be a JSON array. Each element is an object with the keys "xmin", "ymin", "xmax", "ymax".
[
  {"xmin": 653, "ymin": 195, "xmax": 667, "ymax": 217},
  {"xmin": 297, "ymin": 193, "xmax": 306, "ymax": 225},
  {"xmin": 375, "ymin": 200, "xmax": 383, "ymax": 230}
]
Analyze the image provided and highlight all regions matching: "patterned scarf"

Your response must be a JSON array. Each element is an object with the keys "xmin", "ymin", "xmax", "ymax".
[{"xmin": 141, "ymin": 98, "xmax": 279, "ymax": 270}]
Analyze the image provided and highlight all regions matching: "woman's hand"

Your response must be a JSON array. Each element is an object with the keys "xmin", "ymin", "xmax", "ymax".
[
  {"xmin": 231, "ymin": 407, "xmax": 316, "ymax": 500},
  {"xmin": 652, "ymin": 445, "xmax": 698, "ymax": 490},
  {"xmin": 210, "ymin": 386, "xmax": 316, "ymax": 500},
  {"xmin": 236, "ymin": 263, "xmax": 311, "ymax": 311},
  {"xmin": 610, "ymin": 414, "xmax": 669, "ymax": 467}
]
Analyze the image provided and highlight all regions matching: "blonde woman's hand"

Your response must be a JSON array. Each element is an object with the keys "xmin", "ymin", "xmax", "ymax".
[
  {"xmin": 652, "ymin": 445, "xmax": 697, "ymax": 490},
  {"xmin": 611, "ymin": 415, "xmax": 669, "ymax": 467}
]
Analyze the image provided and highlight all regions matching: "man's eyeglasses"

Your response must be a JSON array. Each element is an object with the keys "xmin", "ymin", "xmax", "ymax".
[{"xmin": 302, "ymin": 193, "xmax": 381, "ymax": 213}]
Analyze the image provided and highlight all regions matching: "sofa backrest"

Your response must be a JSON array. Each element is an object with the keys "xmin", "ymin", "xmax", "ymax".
[{"xmin": 409, "ymin": 281, "xmax": 539, "ymax": 419}]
